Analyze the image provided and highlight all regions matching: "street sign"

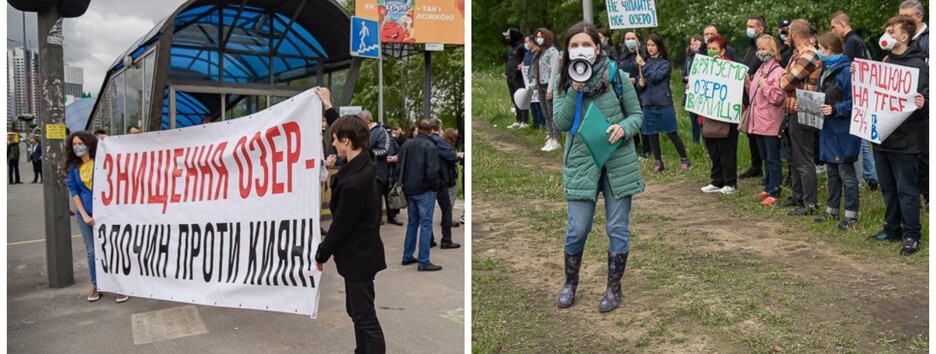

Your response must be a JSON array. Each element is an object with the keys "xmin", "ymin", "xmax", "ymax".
[{"xmin": 350, "ymin": 16, "xmax": 380, "ymax": 59}]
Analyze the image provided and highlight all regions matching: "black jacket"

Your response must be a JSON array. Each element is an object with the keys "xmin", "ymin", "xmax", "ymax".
[
  {"xmin": 369, "ymin": 124, "xmax": 390, "ymax": 184},
  {"xmin": 740, "ymin": 34, "xmax": 770, "ymax": 78},
  {"xmin": 314, "ymin": 149, "xmax": 387, "ymax": 281},
  {"xmin": 877, "ymin": 45, "xmax": 929, "ymax": 154},
  {"xmin": 505, "ymin": 28, "xmax": 526, "ymax": 82},
  {"xmin": 913, "ymin": 26, "xmax": 929, "ymax": 61},
  {"xmin": 432, "ymin": 134, "xmax": 459, "ymax": 188},
  {"xmin": 399, "ymin": 133, "xmax": 442, "ymax": 196},
  {"xmin": 618, "ymin": 45, "xmax": 649, "ymax": 81},
  {"xmin": 843, "ymin": 31, "xmax": 868, "ymax": 61}
]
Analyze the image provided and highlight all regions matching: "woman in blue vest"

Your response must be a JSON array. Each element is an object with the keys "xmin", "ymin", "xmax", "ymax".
[{"xmin": 637, "ymin": 34, "xmax": 690, "ymax": 173}]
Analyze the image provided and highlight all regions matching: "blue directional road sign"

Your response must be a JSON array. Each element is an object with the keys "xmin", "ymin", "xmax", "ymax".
[{"xmin": 350, "ymin": 16, "xmax": 380, "ymax": 59}]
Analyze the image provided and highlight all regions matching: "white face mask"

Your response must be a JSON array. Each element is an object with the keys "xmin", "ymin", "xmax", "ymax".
[
  {"xmin": 535, "ymin": 38, "xmax": 544, "ymax": 46},
  {"xmin": 569, "ymin": 46, "xmax": 597, "ymax": 64},
  {"xmin": 746, "ymin": 28, "xmax": 757, "ymax": 38},
  {"xmin": 879, "ymin": 32, "xmax": 900, "ymax": 51}
]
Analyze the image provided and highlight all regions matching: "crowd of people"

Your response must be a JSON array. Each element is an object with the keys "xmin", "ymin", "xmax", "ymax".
[{"xmin": 503, "ymin": 1, "xmax": 929, "ymax": 313}]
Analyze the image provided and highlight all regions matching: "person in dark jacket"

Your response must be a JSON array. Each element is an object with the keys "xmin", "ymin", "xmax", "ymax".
[
  {"xmin": 812, "ymin": 32, "xmax": 860, "ymax": 230},
  {"xmin": 682, "ymin": 34, "xmax": 705, "ymax": 144},
  {"xmin": 618, "ymin": 31, "xmax": 650, "ymax": 157},
  {"xmin": 7, "ymin": 135, "xmax": 21, "ymax": 184},
  {"xmin": 868, "ymin": 16, "xmax": 929, "ymax": 256},
  {"xmin": 777, "ymin": 19, "xmax": 794, "ymax": 68},
  {"xmin": 429, "ymin": 118, "xmax": 462, "ymax": 249},
  {"xmin": 315, "ymin": 115, "xmax": 387, "ymax": 353},
  {"xmin": 637, "ymin": 34, "xmax": 690, "ymax": 173},
  {"xmin": 900, "ymin": 0, "xmax": 929, "ymax": 60},
  {"xmin": 359, "ymin": 110, "xmax": 393, "ymax": 225},
  {"xmin": 385, "ymin": 125, "xmax": 403, "ymax": 225},
  {"xmin": 738, "ymin": 15, "xmax": 771, "ymax": 179},
  {"xmin": 504, "ymin": 28, "xmax": 529, "ymax": 129},
  {"xmin": 29, "ymin": 137, "xmax": 41, "ymax": 183},
  {"xmin": 398, "ymin": 119, "xmax": 444, "ymax": 271},
  {"xmin": 597, "ymin": 27, "xmax": 619, "ymax": 62}
]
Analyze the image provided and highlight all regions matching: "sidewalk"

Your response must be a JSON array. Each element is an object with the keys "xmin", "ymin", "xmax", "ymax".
[{"xmin": 7, "ymin": 182, "xmax": 465, "ymax": 353}]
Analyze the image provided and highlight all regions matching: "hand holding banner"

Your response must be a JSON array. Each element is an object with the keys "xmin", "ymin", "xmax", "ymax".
[
  {"xmin": 684, "ymin": 54, "xmax": 749, "ymax": 123},
  {"xmin": 796, "ymin": 89, "xmax": 826, "ymax": 130},
  {"xmin": 849, "ymin": 58, "xmax": 919, "ymax": 143}
]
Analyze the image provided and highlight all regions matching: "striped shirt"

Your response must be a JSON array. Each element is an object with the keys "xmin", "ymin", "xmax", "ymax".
[{"xmin": 779, "ymin": 47, "xmax": 823, "ymax": 114}]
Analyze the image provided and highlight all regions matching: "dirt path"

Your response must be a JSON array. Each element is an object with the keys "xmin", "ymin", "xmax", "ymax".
[{"xmin": 472, "ymin": 117, "xmax": 928, "ymax": 353}]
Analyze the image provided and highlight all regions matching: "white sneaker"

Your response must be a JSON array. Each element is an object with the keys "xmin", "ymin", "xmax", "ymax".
[
  {"xmin": 720, "ymin": 186, "xmax": 737, "ymax": 195},
  {"xmin": 507, "ymin": 122, "xmax": 521, "ymax": 129},
  {"xmin": 701, "ymin": 184, "xmax": 722, "ymax": 193},
  {"xmin": 543, "ymin": 139, "xmax": 561, "ymax": 152},
  {"xmin": 540, "ymin": 140, "xmax": 551, "ymax": 151},
  {"xmin": 518, "ymin": 123, "xmax": 529, "ymax": 129}
]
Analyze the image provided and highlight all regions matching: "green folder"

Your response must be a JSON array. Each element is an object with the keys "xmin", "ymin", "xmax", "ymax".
[{"xmin": 578, "ymin": 102, "xmax": 623, "ymax": 169}]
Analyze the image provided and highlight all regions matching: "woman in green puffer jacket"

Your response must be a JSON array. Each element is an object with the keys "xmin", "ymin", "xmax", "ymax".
[{"xmin": 550, "ymin": 21, "xmax": 645, "ymax": 313}]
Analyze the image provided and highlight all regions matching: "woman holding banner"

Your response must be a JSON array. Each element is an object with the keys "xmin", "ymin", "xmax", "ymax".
[
  {"xmin": 65, "ymin": 132, "xmax": 129, "ymax": 304},
  {"xmin": 637, "ymin": 34, "xmax": 690, "ymax": 173},
  {"xmin": 550, "ymin": 22, "xmax": 644, "ymax": 313},
  {"xmin": 813, "ymin": 32, "xmax": 860, "ymax": 229},
  {"xmin": 315, "ymin": 115, "xmax": 387, "ymax": 352},
  {"xmin": 747, "ymin": 35, "xmax": 786, "ymax": 206},
  {"xmin": 699, "ymin": 34, "xmax": 741, "ymax": 195}
]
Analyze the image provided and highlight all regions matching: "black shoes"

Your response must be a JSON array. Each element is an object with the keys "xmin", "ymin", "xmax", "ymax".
[
  {"xmin": 387, "ymin": 218, "xmax": 404, "ymax": 226},
  {"xmin": 814, "ymin": 213, "xmax": 838, "ymax": 223},
  {"xmin": 401, "ymin": 258, "xmax": 419, "ymax": 266},
  {"xmin": 868, "ymin": 231, "xmax": 902, "ymax": 242},
  {"xmin": 557, "ymin": 252, "xmax": 583, "ymax": 308},
  {"xmin": 836, "ymin": 217, "xmax": 857, "ymax": 230},
  {"xmin": 777, "ymin": 198, "xmax": 800, "ymax": 208},
  {"xmin": 440, "ymin": 242, "xmax": 461, "ymax": 249},
  {"xmin": 430, "ymin": 240, "xmax": 438, "ymax": 248},
  {"xmin": 900, "ymin": 239, "xmax": 920, "ymax": 256},
  {"xmin": 867, "ymin": 179, "xmax": 879, "ymax": 191},
  {"xmin": 598, "ymin": 252, "xmax": 629, "ymax": 313},
  {"xmin": 738, "ymin": 168, "xmax": 762, "ymax": 179},
  {"xmin": 787, "ymin": 206, "xmax": 817, "ymax": 216},
  {"xmin": 418, "ymin": 263, "xmax": 443, "ymax": 271}
]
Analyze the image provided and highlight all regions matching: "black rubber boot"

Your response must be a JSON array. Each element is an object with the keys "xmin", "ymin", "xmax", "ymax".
[
  {"xmin": 557, "ymin": 252, "xmax": 583, "ymax": 308},
  {"xmin": 598, "ymin": 251, "xmax": 629, "ymax": 313}
]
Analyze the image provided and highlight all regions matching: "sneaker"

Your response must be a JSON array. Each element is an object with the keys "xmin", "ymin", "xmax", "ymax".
[
  {"xmin": 787, "ymin": 206, "xmax": 818, "ymax": 216},
  {"xmin": 755, "ymin": 191, "xmax": 770, "ymax": 199},
  {"xmin": 680, "ymin": 158, "xmax": 691, "ymax": 172},
  {"xmin": 869, "ymin": 230, "xmax": 902, "ymax": 242},
  {"xmin": 507, "ymin": 122, "xmax": 521, "ymax": 129},
  {"xmin": 777, "ymin": 198, "xmax": 800, "ymax": 208},
  {"xmin": 652, "ymin": 161, "xmax": 664, "ymax": 174},
  {"xmin": 543, "ymin": 139, "xmax": 561, "ymax": 152},
  {"xmin": 418, "ymin": 263, "xmax": 443, "ymax": 271},
  {"xmin": 116, "ymin": 294, "xmax": 129, "ymax": 303},
  {"xmin": 720, "ymin": 186, "xmax": 737, "ymax": 195},
  {"xmin": 900, "ymin": 239, "xmax": 920, "ymax": 256},
  {"xmin": 760, "ymin": 196, "xmax": 780, "ymax": 206},
  {"xmin": 701, "ymin": 184, "xmax": 722, "ymax": 193},
  {"xmin": 867, "ymin": 179, "xmax": 879, "ymax": 191},
  {"xmin": 460, "ymin": 215, "xmax": 465, "ymax": 224},
  {"xmin": 738, "ymin": 168, "xmax": 762, "ymax": 179},
  {"xmin": 87, "ymin": 287, "xmax": 101, "ymax": 302},
  {"xmin": 540, "ymin": 140, "xmax": 552, "ymax": 151},
  {"xmin": 816, "ymin": 165, "xmax": 826, "ymax": 174},
  {"xmin": 814, "ymin": 213, "xmax": 839, "ymax": 223},
  {"xmin": 518, "ymin": 122, "xmax": 529, "ymax": 129},
  {"xmin": 836, "ymin": 217, "xmax": 857, "ymax": 230}
]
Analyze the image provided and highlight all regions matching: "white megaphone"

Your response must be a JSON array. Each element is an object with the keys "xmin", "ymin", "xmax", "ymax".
[
  {"xmin": 567, "ymin": 58, "xmax": 594, "ymax": 83},
  {"xmin": 513, "ymin": 87, "xmax": 534, "ymax": 110}
]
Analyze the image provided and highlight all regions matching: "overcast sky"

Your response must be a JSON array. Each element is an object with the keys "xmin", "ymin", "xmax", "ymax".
[{"xmin": 6, "ymin": 0, "xmax": 185, "ymax": 96}]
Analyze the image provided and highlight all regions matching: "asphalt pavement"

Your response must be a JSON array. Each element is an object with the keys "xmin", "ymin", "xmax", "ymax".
[{"xmin": 6, "ymin": 176, "xmax": 465, "ymax": 353}]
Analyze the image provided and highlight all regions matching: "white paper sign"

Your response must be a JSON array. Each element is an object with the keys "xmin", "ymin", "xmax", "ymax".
[
  {"xmin": 606, "ymin": 0, "xmax": 658, "ymax": 29},
  {"xmin": 849, "ymin": 58, "xmax": 919, "ymax": 143},
  {"xmin": 684, "ymin": 54, "xmax": 749, "ymax": 123},
  {"xmin": 796, "ymin": 89, "xmax": 826, "ymax": 130},
  {"xmin": 93, "ymin": 88, "xmax": 324, "ymax": 318}
]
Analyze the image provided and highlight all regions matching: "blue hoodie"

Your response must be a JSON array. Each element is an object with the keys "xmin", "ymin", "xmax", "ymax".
[{"xmin": 818, "ymin": 55, "xmax": 860, "ymax": 163}]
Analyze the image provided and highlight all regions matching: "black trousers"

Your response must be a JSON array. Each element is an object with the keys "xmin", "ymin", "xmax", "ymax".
[
  {"xmin": 345, "ymin": 278, "xmax": 385, "ymax": 354},
  {"xmin": 705, "ymin": 125, "xmax": 739, "ymax": 188},
  {"xmin": 507, "ymin": 78, "xmax": 529, "ymax": 124},
  {"xmin": 435, "ymin": 185, "xmax": 453, "ymax": 243},
  {"xmin": 32, "ymin": 159, "xmax": 42, "ymax": 182},
  {"xmin": 747, "ymin": 135, "xmax": 763, "ymax": 172},
  {"xmin": 378, "ymin": 182, "xmax": 398, "ymax": 221},
  {"xmin": 787, "ymin": 115, "xmax": 818, "ymax": 207},
  {"xmin": 8, "ymin": 159, "xmax": 20, "ymax": 183}
]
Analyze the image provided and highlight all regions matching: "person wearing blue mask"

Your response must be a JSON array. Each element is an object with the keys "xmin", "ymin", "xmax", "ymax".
[
  {"xmin": 597, "ymin": 27, "xmax": 619, "ymax": 62},
  {"xmin": 812, "ymin": 32, "xmax": 860, "ymax": 231},
  {"xmin": 617, "ymin": 31, "xmax": 651, "ymax": 158},
  {"xmin": 739, "ymin": 15, "xmax": 771, "ymax": 181}
]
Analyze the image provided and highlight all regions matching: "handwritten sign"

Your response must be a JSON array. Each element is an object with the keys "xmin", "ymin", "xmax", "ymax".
[
  {"xmin": 684, "ymin": 54, "xmax": 749, "ymax": 123},
  {"xmin": 93, "ymin": 89, "xmax": 325, "ymax": 318},
  {"xmin": 606, "ymin": 0, "xmax": 658, "ymax": 29},
  {"xmin": 849, "ymin": 58, "xmax": 919, "ymax": 143},
  {"xmin": 796, "ymin": 89, "xmax": 826, "ymax": 130}
]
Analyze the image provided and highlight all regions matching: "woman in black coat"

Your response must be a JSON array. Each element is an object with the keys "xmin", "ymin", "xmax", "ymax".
[{"xmin": 315, "ymin": 115, "xmax": 387, "ymax": 353}]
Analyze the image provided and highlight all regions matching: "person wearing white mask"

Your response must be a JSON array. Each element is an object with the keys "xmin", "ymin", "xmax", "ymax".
[
  {"xmin": 867, "ymin": 15, "xmax": 928, "ymax": 256},
  {"xmin": 738, "ymin": 15, "xmax": 771, "ymax": 181},
  {"xmin": 533, "ymin": 28, "xmax": 563, "ymax": 152},
  {"xmin": 551, "ymin": 21, "xmax": 644, "ymax": 313}
]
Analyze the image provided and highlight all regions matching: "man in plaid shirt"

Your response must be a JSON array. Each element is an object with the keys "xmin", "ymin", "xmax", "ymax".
[{"xmin": 778, "ymin": 19, "xmax": 824, "ymax": 216}]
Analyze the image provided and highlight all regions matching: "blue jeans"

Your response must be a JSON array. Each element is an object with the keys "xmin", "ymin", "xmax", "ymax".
[
  {"xmin": 403, "ymin": 191, "xmax": 436, "ymax": 266},
  {"xmin": 754, "ymin": 134, "xmax": 782, "ymax": 198},
  {"xmin": 826, "ymin": 162, "xmax": 860, "ymax": 218},
  {"xmin": 875, "ymin": 150, "xmax": 921, "ymax": 241},
  {"xmin": 860, "ymin": 140, "xmax": 877, "ymax": 182},
  {"xmin": 530, "ymin": 102, "xmax": 545, "ymax": 128},
  {"xmin": 564, "ymin": 172, "xmax": 633, "ymax": 254},
  {"xmin": 76, "ymin": 214, "xmax": 96, "ymax": 286}
]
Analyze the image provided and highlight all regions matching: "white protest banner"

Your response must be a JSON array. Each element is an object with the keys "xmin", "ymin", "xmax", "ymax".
[
  {"xmin": 606, "ymin": 0, "xmax": 658, "ymax": 29},
  {"xmin": 93, "ymin": 88, "xmax": 324, "ymax": 318},
  {"xmin": 796, "ymin": 89, "xmax": 826, "ymax": 130},
  {"xmin": 684, "ymin": 54, "xmax": 749, "ymax": 123},
  {"xmin": 849, "ymin": 58, "xmax": 919, "ymax": 143}
]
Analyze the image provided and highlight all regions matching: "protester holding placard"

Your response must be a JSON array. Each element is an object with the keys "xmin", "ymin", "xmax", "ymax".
[
  {"xmin": 867, "ymin": 15, "xmax": 928, "ymax": 256},
  {"xmin": 533, "ymin": 28, "xmax": 563, "ymax": 152},
  {"xmin": 778, "ymin": 19, "xmax": 823, "ymax": 216},
  {"xmin": 698, "ymin": 34, "xmax": 740, "ymax": 195},
  {"xmin": 315, "ymin": 115, "xmax": 387, "ymax": 353},
  {"xmin": 637, "ymin": 34, "xmax": 690, "ymax": 173},
  {"xmin": 747, "ymin": 35, "xmax": 786, "ymax": 206},
  {"xmin": 682, "ymin": 34, "xmax": 705, "ymax": 144},
  {"xmin": 812, "ymin": 32, "xmax": 860, "ymax": 230},
  {"xmin": 551, "ymin": 22, "xmax": 644, "ymax": 313}
]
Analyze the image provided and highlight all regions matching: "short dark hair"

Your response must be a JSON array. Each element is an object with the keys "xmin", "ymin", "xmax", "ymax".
[
  {"xmin": 646, "ymin": 34, "xmax": 669, "ymax": 60},
  {"xmin": 93, "ymin": 129, "xmax": 107, "ymax": 135},
  {"xmin": 417, "ymin": 119, "xmax": 433, "ymax": 134},
  {"xmin": 748, "ymin": 15, "xmax": 766, "ymax": 28},
  {"xmin": 885, "ymin": 15, "xmax": 918, "ymax": 38},
  {"xmin": 330, "ymin": 115, "xmax": 370, "ymax": 149}
]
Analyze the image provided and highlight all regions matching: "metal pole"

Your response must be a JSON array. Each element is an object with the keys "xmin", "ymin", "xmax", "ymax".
[
  {"xmin": 583, "ymin": 0, "xmax": 594, "ymax": 24},
  {"xmin": 38, "ymin": 7, "xmax": 74, "ymax": 288},
  {"xmin": 378, "ymin": 48, "xmax": 384, "ymax": 124},
  {"xmin": 423, "ymin": 50, "xmax": 431, "ymax": 119}
]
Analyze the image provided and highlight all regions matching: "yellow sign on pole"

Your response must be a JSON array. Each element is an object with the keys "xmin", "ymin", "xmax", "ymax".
[{"xmin": 46, "ymin": 124, "xmax": 67, "ymax": 140}]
